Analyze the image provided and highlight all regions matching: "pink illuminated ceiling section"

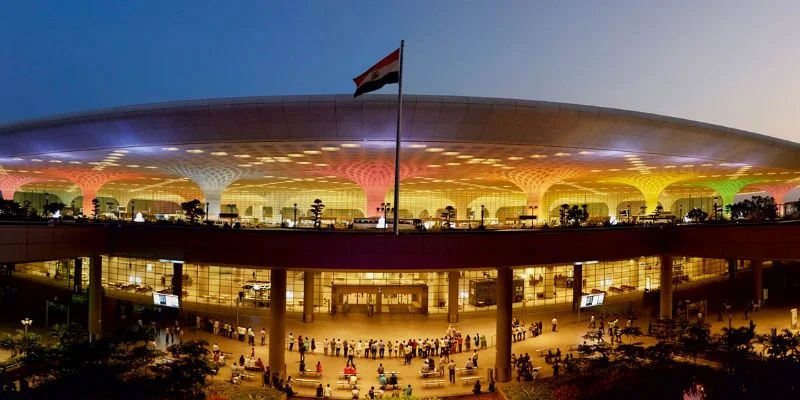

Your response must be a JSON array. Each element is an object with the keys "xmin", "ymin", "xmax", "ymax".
[
  {"xmin": 0, "ymin": 175, "xmax": 45, "ymax": 200},
  {"xmin": 325, "ymin": 162, "xmax": 429, "ymax": 216},
  {"xmin": 47, "ymin": 169, "xmax": 138, "ymax": 213}
]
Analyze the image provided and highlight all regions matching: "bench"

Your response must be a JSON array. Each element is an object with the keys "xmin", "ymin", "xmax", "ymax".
[
  {"xmin": 337, "ymin": 373, "xmax": 361, "ymax": 379},
  {"xmin": 620, "ymin": 285, "xmax": 636, "ymax": 292},
  {"xmin": 422, "ymin": 380, "xmax": 446, "ymax": 388},
  {"xmin": 336, "ymin": 381, "xmax": 358, "ymax": 390},
  {"xmin": 299, "ymin": 369, "xmax": 322, "ymax": 377},
  {"xmin": 419, "ymin": 371, "xmax": 438, "ymax": 378},
  {"xmin": 455, "ymin": 368, "xmax": 476, "ymax": 376},
  {"xmin": 294, "ymin": 378, "xmax": 320, "ymax": 387},
  {"xmin": 461, "ymin": 376, "xmax": 480, "ymax": 385}
]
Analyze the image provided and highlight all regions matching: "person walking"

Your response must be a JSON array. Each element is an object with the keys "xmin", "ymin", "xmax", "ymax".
[
  {"xmin": 288, "ymin": 333, "xmax": 294, "ymax": 351},
  {"xmin": 551, "ymin": 316, "xmax": 558, "ymax": 332},
  {"xmin": 589, "ymin": 315, "xmax": 596, "ymax": 328},
  {"xmin": 448, "ymin": 359, "xmax": 456, "ymax": 383}
]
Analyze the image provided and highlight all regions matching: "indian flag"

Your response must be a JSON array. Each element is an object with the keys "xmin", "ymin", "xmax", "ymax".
[{"xmin": 353, "ymin": 48, "xmax": 400, "ymax": 97}]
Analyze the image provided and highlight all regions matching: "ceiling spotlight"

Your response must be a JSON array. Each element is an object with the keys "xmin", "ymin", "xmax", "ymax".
[
  {"xmin": 426, "ymin": 148, "xmax": 445, "ymax": 152},
  {"xmin": 321, "ymin": 146, "xmax": 340, "ymax": 151},
  {"xmin": 162, "ymin": 147, "xmax": 179, "ymax": 151},
  {"xmin": 340, "ymin": 143, "xmax": 360, "ymax": 148},
  {"xmin": 210, "ymin": 152, "xmax": 228, "ymax": 156},
  {"xmin": 186, "ymin": 149, "xmax": 204, "ymax": 154},
  {"xmin": 408, "ymin": 144, "xmax": 427, "ymax": 149}
]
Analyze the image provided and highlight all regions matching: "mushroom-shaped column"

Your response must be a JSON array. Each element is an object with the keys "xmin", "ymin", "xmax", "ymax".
[
  {"xmin": 0, "ymin": 175, "xmax": 44, "ymax": 201},
  {"xmin": 499, "ymin": 167, "xmax": 581, "ymax": 223},
  {"xmin": 325, "ymin": 162, "xmax": 427, "ymax": 217},
  {"xmin": 607, "ymin": 174, "xmax": 695, "ymax": 216},
  {"xmin": 48, "ymin": 170, "xmax": 136, "ymax": 216},
  {"xmin": 753, "ymin": 183, "xmax": 798, "ymax": 216},
  {"xmin": 166, "ymin": 165, "xmax": 251, "ymax": 219},
  {"xmin": 696, "ymin": 178, "xmax": 762, "ymax": 216}
]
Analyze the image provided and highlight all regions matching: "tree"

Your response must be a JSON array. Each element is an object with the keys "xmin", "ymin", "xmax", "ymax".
[
  {"xmin": 757, "ymin": 328, "xmax": 800, "ymax": 361},
  {"xmin": 678, "ymin": 321, "xmax": 712, "ymax": 363},
  {"xmin": 309, "ymin": 199, "xmax": 325, "ymax": 229},
  {"xmin": 43, "ymin": 202, "xmax": 66, "ymax": 217},
  {"xmin": 0, "ymin": 199, "xmax": 24, "ymax": 220},
  {"xmin": 686, "ymin": 208, "xmax": 708, "ymax": 223},
  {"xmin": 654, "ymin": 204, "xmax": 664, "ymax": 216},
  {"xmin": 180, "ymin": 199, "xmax": 205, "ymax": 223},
  {"xmin": 91, "ymin": 198, "xmax": 100, "ymax": 220},
  {"xmin": 726, "ymin": 195, "xmax": 778, "ymax": 221},
  {"xmin": 441, "ymin": 205, "xmax": 455, "ymax": 228}
]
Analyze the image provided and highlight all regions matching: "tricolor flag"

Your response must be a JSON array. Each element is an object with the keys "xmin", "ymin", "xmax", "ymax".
[{"xmin": 353, "ymin": 48, "xmax": 401, "ymax": 97}]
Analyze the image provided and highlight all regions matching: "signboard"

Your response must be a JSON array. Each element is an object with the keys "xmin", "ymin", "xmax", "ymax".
[
  {"xmin": 152, "ymin": 293, "xmax": 180, "ymax": 308},
  {"xmin": 791, "ymin": 308, "xmax": 797, "ymax": 330},
  {"xmin": 579, "ymin": 293, "xmax": 605, "ymax": 308}
]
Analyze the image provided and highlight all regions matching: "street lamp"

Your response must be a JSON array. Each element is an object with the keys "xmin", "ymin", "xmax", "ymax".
[
  {"xmin": 293, "ymin": 203, "xmax": 298, "ymax": 227},
  {"xmin": 44, "ymin": 192, "xmax": 50, "ymax": 217},
  {"xmin": 21, "ymin": 318, "xmax": 32, "ymax": 334},
  {"xmin": 627, "ymin": 204, "xmax": 631, "ymax": 223},
  {"xmin": 480, "ymin": 204, "xmax": 485, "ymax": 228},
  {"xmin": 377, "ymin": 202, "xmax": 393, "ymax": 231},
  {"xmin": 131, "ymin": 200, "xmax": 136, "ymax": 222},
  {"xmin": 205, "ymin": 202, "xmax": 210, "ymax": 222}
]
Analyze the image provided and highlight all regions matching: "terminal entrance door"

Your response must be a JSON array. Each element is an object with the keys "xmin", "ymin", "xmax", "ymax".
[{"xmin": 331, "ymin": 284, "xmax": 428, "ymax": 316}]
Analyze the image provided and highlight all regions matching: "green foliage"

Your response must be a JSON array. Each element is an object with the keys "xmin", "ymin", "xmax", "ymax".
[
  {"xmin": 0, "ymin": 324, "xmax": 213, "ymax": 400},
  {"xmin": 43, "ymin": 202, "xmax": 66, "ymax": 216},
  {"xmin": 725, "ymin": 195, "xmax": 778, "ymax": 221},
  {"xmin": 309, "ymin": 198, "xmax": 325, "ymax": 228},
  {"xmin": 686, "ymin": 207, "xmax": 708, "ymax": 223},
  {"xmin": 559, "ymin": 204, "xmax": 589, "ymax": 226},
  {"xmin": 180, "ymin": 199, "xmax": 206, "ymax": 223}
]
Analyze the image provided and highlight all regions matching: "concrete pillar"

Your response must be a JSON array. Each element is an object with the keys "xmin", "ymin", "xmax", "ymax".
[
  {"xmin": 448, "ymin": 271, "xmax": 459, "ymax": 323},
  {"xmin": 269, "ymin": 268, "xmax": 287, "ymax": 377},
  {"xmin": 659, "ymin": 255, "xmax": 673, "ymax": 319},
  {"xmin": 172, "ymin": 263, "xmax": 184, "ymax": 305},
  {"xmin": 73, "ymin": 258, "xmax": 83, "ymax": 293},
  {"xmin": 495, "ymin": 267, "xmax": 513, "ymax": 382},
  {"xmin": 752, "ymin": 260, "xmax": 763, "ymax": 306},
  {"xmin": 727, "ymin": 259, "xmax": 736, "ymax": 279},
  {"xmin": 303, "ymin": 270, "xmax": 314, "ymax": 323},
  {"xmin": 88, "ymin": 255, "xmax": 103, "ymax": 340},
  {"xmin": 375, "ymin": 291, "xmax": 383, "ymax": 314},
  {"xmin": 572, "ymin": 264, "xmax": 583, "ymax": 311}
]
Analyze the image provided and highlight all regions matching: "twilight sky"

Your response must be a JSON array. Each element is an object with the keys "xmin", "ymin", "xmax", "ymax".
[{"xmin": 2, "ymin": 1, "xmax": 799, "ymax": 142}]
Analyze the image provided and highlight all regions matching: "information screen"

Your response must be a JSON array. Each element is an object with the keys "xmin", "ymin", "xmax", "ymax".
[
  {"xmin": 153, "ymin": 293, "xmax": 180, "ymax": 308},
  {"xmin": 579, "ymin": 293, "xmax": 605, "ymax": 308}
]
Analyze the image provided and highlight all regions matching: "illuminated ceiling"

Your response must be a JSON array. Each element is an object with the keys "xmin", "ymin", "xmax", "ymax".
[{"xmin": 1, "ymin": 95, "xmax": 799, "ymax": 211}]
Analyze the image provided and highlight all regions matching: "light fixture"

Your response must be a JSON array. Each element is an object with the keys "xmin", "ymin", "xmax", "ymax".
[
  {"xmin": 186, "ymin": 149, "xmax": 204, "ymax": 154},
  {"xmin": 210, "ymin": 152, "xmax": 228, "ymax": 156},
  {"xmin": 162, "ymin": 147, "xmax": 179, "ymax": 151},
  {"xmin": 340, "ymin": 143, "xmax": 360, "ymax": 148},
  {"xmin": 425, "ymin": 148, "xmax": 445, "ymax": 152},
  {"xmin": 303, "ymin": 150, "xmax": 321, "ymax": 154},
  {"xmin": 321, "ymin": 146, "xmax": 340, "ymax": 151}
]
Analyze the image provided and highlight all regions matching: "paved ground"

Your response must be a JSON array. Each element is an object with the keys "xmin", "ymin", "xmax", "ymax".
[
  {"xmin": 171, "ymin": 300, "xmax": 797, "ymax": 398},
  {"xmin": 2, "ymin": 299, "xmax": 795, "ymax": 398}
]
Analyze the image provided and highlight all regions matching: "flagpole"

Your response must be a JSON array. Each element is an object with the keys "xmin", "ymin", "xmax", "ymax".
[{"xmin": 393, "ymin": 40, "xmax": 404, "ymax": 235}]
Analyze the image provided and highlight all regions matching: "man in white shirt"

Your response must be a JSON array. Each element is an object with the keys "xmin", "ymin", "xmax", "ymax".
[
  {"xmin": 351, "ymin": 386, "xmax": 360, "ymax": 399},
  {"xmin": 323, "ymin": 383, "xmax": 333, "ymax": 398}
]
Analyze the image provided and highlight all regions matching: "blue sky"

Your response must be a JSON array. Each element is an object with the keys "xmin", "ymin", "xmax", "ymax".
[{"xmin": 2, "ymin": 1, "xmax": 798, "ymax": 142}]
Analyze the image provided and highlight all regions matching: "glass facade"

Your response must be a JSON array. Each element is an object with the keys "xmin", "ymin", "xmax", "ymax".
[{"xmin": 14, "ymin": 255, "xmax": 734, "ymax": 317}]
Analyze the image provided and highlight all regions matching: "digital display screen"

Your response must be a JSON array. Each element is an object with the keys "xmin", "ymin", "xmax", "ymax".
[
  {"xmin": 580, "ymin": 293, "xmax": 605, "ymax": 308},
  {"xmin": 153, "ymin": 293, "xmax": 180, "ymax": 308}
]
